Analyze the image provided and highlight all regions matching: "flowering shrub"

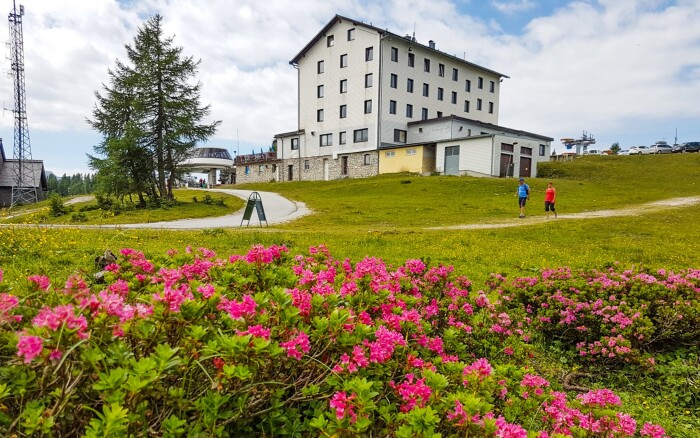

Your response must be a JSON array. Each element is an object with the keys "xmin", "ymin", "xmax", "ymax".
[
  {"xmin": 0, "ymin": 248, "xmax": 671, "ymax": 436},
  {"xmin": 489, "ymin": 266, "xmax": 700, "ymax": 365}
]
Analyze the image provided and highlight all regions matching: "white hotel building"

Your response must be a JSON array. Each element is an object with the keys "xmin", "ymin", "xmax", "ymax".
[{"xmin": 269, "ymin": 15, "xmax": 552, "ymax": 183}]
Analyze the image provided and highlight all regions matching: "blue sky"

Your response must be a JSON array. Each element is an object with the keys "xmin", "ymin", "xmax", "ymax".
[{"xmin": 1, "ymin": 0, "xmax": 699, "ymax": 176}]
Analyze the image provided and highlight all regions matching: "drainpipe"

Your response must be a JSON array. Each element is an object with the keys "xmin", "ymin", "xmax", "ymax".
[{"xmin": 376, "ymin": 31, "xmax": 387, "ymax": 176}]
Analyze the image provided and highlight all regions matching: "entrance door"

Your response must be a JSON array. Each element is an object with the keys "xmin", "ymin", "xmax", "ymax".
[
  {"xmin": 519, "ymin": 157, "xmax": 531, "ymax": 178},
  {"xmin": 287, "ymin": 165, "xmax": 294, "ymax": 181},
  {"xmin": 444, "ymin": 146, "xmax": 460, "ymax": 175},
  {"xmin": 341, "ymin": 156, "xmax": 348, "ymax": 176},
  {"xmin": 323, "ymin": 159, "xmax": 329, "ymax": 181},
  {"xmin": 500, "ymin": 154, "xmax": 513, "ymax": 177}
]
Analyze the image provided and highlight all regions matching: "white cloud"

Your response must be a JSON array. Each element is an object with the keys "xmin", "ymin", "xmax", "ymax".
[{"xmin": 491, "ymin": 0, "xmax": 537, "ymax": 15}]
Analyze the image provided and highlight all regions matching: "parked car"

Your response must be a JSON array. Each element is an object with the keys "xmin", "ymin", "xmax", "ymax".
[
  {"xmin": 672, "ymin": 142, "xmax": 700, "ymax": 153},
  {"xmin": 583, "ymin": 149, "xmax": 602, "ymax": 155},
  {"xmin": 618, "ymin": 149, "xmax": 630, "ymax": 155},
  {"xmin": 628, "ymin": 146, "xmax": 652, "ymax": 155},
  {"xmin": 649, "ymin": 143, "xmax": 673, "ymax": 154}
]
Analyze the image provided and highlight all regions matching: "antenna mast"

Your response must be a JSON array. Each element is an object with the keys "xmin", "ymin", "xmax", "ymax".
[{"xmin": 9, "ymin": 1, "xmax": 37, "ymax": 206}]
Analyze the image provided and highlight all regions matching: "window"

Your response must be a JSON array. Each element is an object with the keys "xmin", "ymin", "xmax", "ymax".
[
  {"xmin": 394, "ymin": 129, "xmax": 407, "ymax": 143},
  {"xmin": 363, "ymin": 154, "xmax": 371, "ymax": 165},
  {"xmin": 364, "ymin": 99, "xmax": 372, "ymax": 114},
  {"xmin": 438, "ymin": 63, "xmax": 445, "ymax": 77},
  {"xmin": 327, "ymin": 35, "xmax": 334, "ymax": 47},
  {"xmin": 340, "ymin": 79, "xmax": 347, "ymax": 93},
  {"xmin": 437, "ymin": 87, "xmax": 444, "ymax": 101},
  {"xmin": 385, "ymin": 151, "xmax": 396, "ymax": 157},
  {"xmin": 317, "ymin": 85, "xmax": 324, "ymax": 98},
  {"xmin": 501, "ymin": 143, "xmax": 514, "ymax": 152},
  {"xmin": 437, "ymin": 111, "xmax": 443, "ymax": 118},
  {"xmin": 451, "ymin": 91, "xmax": 457, "ymax": 104},
  {"xmin": 339, "ymin": 131, "xmax": 347, "ymax": 145},
  {"xmin": 389, "ymin": 100, "xmax": 397, "ymax": 114},
  {"xmin": 354, "ymin": 128, "xmax": 368, "ymax": 143},
  {"xmin": 341, "ymin": 156, "xmax": 348, "ymax": 175},
  {"xmin": 390, "ymin": 73, "xmax": 398, "ymax": 88},
  {"xmin": 340, "ymin": 104, "xmax": 347, "ymax": 118},
  {"xmin": 422, "ymin": 83, "xmax": 429, "ymax": 97},
  {"xmin": 478, "ymin": 77, "xmax": 484, "ymax": 89},
  {"xmin": 320, "ymin": 133, "xmax": 332, "ymax": 146},
  {"xmin": 304, "ymin": 160, "xmax": 310, "ymax": 170},
  {"xmin": 490, "ymin": 80, "xmax": 495, "ymax": 92},
  {"xmin": 539, "ymin": 144, "xmax": 546, "ymax": 156},
  {"xmin": 291, "ymin": 138, "xmax": 299, "ymax": 150},
  {"xmin": 317, "ymin": 109, "xmax": 324, "ymax": 121},
  {"xmin": 391, "ymin": 47, "xmax": 398, "ymax": 62},
  {"xmin": 406, "ymin": 104, "xmax": 413, "ymax": 118},
  {"xmin": 407, "ymin": 78, "xmax": 414, "ymax": 93},
  {"xmin": 317, "ymin": 60, "xmax": 324, "ymax": 74},
  {"xmin": 347, "ymin": 28, "xmax": 355, "ymax": 41},
  {"xmin": 245, "ymin": 166, "xmax": 250, "ymax": 175},
  {"xmin": 464, "ymin": 100, "xmax": 470, "ymax": 113},
  {"xmin": 408, "ymin": 52, "xmax": 415, "ymax": 67},
  {"xmin": 520, "ymin": 146, "xmax": 532, "ymax": 156},
  {"xmin": 365, "ymin": 73, "xmax": 373, "ymax": 88},
  {"xmin": 488, "ymin": 102, "xmax": 494, "ymax": 114},
  {"xmin": 421, "ymin": 108, "xmax": 428, "ymax": 120},
  {"xmin": 365, "ymin": 46, "xmax": 373, "ymax": 61},
  {"xmin": 340, "ymin": 54, "xmax": 348, "ymax": 68},
  {"xmin": 424, "ymin": 58, "xmax": 430, "ymax": 72},
  {"xmin": 465, "ymin": 79, "xmax": 471, "ymax": 92},
  {"xmin": 452, "ymin": 68, "xmax": 458, "ymax": 81},
  {"xmin": 477, "ymin": 98, "xmax": 482, "ymax": 111},
  {"xmin": 406, "ymin": 149, "xmax": 417, "ymax": 156}
]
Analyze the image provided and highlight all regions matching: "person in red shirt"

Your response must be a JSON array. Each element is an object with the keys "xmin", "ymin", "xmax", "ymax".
[{"xmin": 544, "ymin": 181, "xmax": 557, "ymax": 218}]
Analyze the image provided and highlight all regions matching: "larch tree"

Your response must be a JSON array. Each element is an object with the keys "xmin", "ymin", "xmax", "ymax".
[{"xmin": 88, "ymin": 14, "xmax": 220, "ymax": 203}]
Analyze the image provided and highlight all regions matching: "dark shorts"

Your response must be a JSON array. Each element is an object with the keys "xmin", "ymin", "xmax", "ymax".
[
  {"xmin": 545, "ymin": 201, "xmax": 556, "ymax": 211},
  {"xmin": 519, "ymin": 197, "xmax": 528, "ymax": 207}
]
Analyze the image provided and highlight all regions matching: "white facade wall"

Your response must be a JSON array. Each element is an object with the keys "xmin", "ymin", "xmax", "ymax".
[
  {"xmin": 435, "ymin": 137, "xmax": 494, "ymax": 176},
  {"xmin": 378, "ymin": 36, "xmax": 501, "ymax": 148},
  {"xmin": 297, "ymin": 19, "xmax": 381, "ymax": 157}
]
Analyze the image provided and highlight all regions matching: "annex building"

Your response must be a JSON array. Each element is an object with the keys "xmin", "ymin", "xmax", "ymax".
[{"xmin": 254, "ymin": 14, "xmax": 552, "ymax": 184}]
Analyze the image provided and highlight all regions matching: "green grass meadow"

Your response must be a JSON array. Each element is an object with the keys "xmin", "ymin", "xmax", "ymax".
[{"xmin": 1, "ymin": 154, "xmax": 699, "ymax": 282}]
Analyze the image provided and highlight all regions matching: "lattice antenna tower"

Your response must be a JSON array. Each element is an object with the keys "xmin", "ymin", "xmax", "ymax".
[{"xmin": 9, "ymin": 1, "xmax": 36, "ymax": 206}]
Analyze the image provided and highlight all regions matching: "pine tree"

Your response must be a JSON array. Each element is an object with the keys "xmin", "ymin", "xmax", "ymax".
[{"xmin": 88, "ymin": 14, "xmax": 220, "ymax": 202}]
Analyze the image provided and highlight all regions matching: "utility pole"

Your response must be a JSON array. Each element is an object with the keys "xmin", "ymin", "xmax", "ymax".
[{"xmin": 9, "ymin": 1, "xmax": 37, "ymax": 206}]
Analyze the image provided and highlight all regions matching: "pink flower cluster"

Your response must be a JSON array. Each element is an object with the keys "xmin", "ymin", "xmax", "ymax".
[
  {"xmin": 462, "ymin": 358, "xmax": 493, "ymax": 383},
  {"xmin": 218, "ymin": 295, "xmax": 257, "ymax": 320},
  {"xmin": 33, "ymin": 304, "xmax": 89, "ymax": 340},
  {"xmin": 390, "ymin": 373, "xmax": 432, "ymax": 412},
  {"xmin": 280, "ymin": 331, "xmax": 311, "ymax": 360},
  {"xmin": 27, "ymin": 275, "xmax": 51, "ymax": 291},
  {"xmin": 329, "ymin": 391, "xmax": 357, "ymax": 423},
  {"xmin": 16, "ymin": 334, "xmax": 43, "ymax": 363},
  {"xmin": 0, "ymin": 293, "xmax": 22, "ymax": 324}
]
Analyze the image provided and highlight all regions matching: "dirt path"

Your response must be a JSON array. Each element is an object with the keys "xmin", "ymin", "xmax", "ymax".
[{"xmin": 429, "ymin": 196, "xmax": 700, "ymax": 230}]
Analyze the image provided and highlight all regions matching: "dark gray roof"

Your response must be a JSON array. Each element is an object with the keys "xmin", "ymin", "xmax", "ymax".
[
  {"xmin": 0, "ymin": 160, "xmax": 48, "ymax": 190},
  {"xmin": 290, "ymin": 14, "xmax": 508, "ymax": 79},
  {"xmin": 408, "ymin": 115, "xmax": 554, "ymax": 142},
  {"xmin": 274, "ymin": 129, "xmax": 305, "ymax": 138}
]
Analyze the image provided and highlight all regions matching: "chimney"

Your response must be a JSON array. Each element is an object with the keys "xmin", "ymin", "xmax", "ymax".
[{"xmin": 428, "ymin": 40, "xmax": 435, "ymax": 49}]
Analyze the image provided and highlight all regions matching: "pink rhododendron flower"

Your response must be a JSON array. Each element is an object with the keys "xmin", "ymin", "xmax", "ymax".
[
  {"xmin": 16, "ymin": 334, "xmax": 43, "ymax": 363},
  {"xmin": 0, "ymin": 293, "xmax": 22, "ymax": 324},
  {"xmin": 280, "ymin": 331, "xmax": 311, "ymax": 360},
  {"xmin": 236, "ymin": 325, "xmax": 271, "ymax": 340},
  {"xmin": 49, "ymin": 349, "xmax": 63, "ymax": 361},
  {"xmin": 640, "ymin": 423, "xmax": 667, "ymax": 438},
  {"xmin": 27, "ymin": 275, "xmax": 51, "ymax": 291},
  {"xmin": 576, "ymin": 388, "xmax": 622, "ymax": 407},
  {"xmin": 218, "ymin": 295, "xmax": 257, "ymax": 320},
  {"xmin": 390, "ymin": 373, "xmax": 432, "ymax": 412},
  {"xmin": 329, "ymin": 391, "xmax": 357, "ymax": 423},
  {"xmin": 463, "ymin": 358, "xmax": 493, "ymax": 382},
  {"xmin": 197, "ymin": 284, "xmax": 216, "ymax": 299}
]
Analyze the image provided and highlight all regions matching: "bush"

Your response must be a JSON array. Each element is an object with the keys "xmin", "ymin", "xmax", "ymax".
[
  {"xmin": 49, "ymin": 194, "xmax": 68, "ymax": 217},
  {"xmin": 0, "ymin": 247, "xmax": 671, "ymax": 436},
  {"xmin": 70, "ymin": 212, "xmax": 88, "ymax": 223}
]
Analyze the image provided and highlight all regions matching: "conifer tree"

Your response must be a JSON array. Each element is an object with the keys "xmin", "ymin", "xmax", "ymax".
[{"xmin": 88, "ymin": 14, "xmax": 220, "ymax": 202}]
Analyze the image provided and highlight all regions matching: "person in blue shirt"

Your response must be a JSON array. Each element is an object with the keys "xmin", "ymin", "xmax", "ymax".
[{"xmin": 515, "ymin": 177, "xmax": 530, "ymax": 218}]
